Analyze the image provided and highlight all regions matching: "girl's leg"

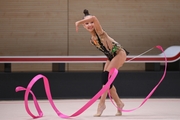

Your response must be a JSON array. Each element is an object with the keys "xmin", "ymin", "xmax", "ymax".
[
  {"xmin": 106, "ymin": 49, "xmax": 126, "ymax": 116},
  {"xmin": 94, "ymin": 60, "xmax": 110, "ymax": 117},
  {"xmin": 93, "ymin": 87, "xmax": 107, "ymax": 117},
  {"xmin": 94, "ymin": 49, "xmax": 126, "ymax": 117}
]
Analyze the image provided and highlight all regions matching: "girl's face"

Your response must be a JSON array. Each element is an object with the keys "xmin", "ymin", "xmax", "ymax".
[{"xmin": 83, "ymin": 16, "xmax": 95, "ymax": 32}]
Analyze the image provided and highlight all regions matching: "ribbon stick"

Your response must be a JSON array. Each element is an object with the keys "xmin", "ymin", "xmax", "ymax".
[
  {"xmin": 16, "ymin": 68, "xmax": 118, "ymax": 118},
  {"xmin": 126, "ymin": 47, "xmax": 154, "ymax": 62},
  {"xmin": 108, "ymin": 45, "xmax": 167, "ymax": 112}
]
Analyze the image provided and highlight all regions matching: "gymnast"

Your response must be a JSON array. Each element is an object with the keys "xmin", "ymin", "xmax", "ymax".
[{"xmin": 75, "ymin": 9, "xmax": 129, "ymax": 117}]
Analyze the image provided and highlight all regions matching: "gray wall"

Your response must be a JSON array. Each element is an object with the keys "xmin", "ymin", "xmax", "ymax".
[{"xmin": 0, "ymin": 0, "xmax": 180, "ymax": 71}]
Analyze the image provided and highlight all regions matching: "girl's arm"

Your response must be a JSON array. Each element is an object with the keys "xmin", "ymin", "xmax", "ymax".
[{"xmin": 75, "ymin": 16, "xmax": 104, "ymax": 35}]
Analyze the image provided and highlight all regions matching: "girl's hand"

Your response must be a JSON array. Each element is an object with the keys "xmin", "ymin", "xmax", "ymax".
[{"xmin": 75, "ymin": 22, "xmax": 79, "ymax": 32}]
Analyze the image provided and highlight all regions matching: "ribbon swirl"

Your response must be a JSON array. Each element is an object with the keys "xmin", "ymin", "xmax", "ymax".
[{"xmin": 16, "ymin": 45, "xmax": 167, "ymax": 118}]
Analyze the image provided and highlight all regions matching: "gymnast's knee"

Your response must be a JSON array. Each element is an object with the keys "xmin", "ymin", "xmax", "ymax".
[{"xmin": 101, "ymin": 71, "xmax": 113, "ymax": 89}]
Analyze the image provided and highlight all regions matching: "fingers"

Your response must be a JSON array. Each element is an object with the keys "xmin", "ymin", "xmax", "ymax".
[{"xmin": 75, "ymin": 21, "xmax": 79, "ymax": 32}]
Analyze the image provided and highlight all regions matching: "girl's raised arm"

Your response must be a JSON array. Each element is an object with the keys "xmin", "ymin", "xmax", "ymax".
[{"xmin": 75, "ymin": 9, "xmax": 104, "ymax": 35}]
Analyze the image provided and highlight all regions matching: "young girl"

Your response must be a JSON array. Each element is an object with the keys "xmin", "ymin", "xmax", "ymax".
[{"xmin": 75, "ymin": 9, "xmax": 129, "ymax": 117}]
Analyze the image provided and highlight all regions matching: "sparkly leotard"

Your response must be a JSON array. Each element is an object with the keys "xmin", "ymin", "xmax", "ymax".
[{"xmin": 91, "ymin": 32, "xmax": 129, "ymax": 61}]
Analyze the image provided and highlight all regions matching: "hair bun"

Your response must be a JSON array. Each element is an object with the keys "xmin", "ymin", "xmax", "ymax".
[{"xmin": 83, "ymin": 9, "xmax": 90, "ymax": 16}]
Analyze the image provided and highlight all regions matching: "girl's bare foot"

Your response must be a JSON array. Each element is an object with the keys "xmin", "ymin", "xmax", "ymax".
[
  {"xmin": 115, "ymin": 102, "xmax": 124, "ymax": 116},
  {"xmin": 93, "ymin": 104, "xmax": 106, "ymax": 117}
]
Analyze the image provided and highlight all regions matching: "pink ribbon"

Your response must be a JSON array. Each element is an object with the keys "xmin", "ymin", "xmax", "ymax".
[
  {"xmin": 108, "ymin": 45, "xmax": 167, "ymax": 112},
  {"xmin": 16, "ymin": 68, "xmax": 118, "ymax": 118},
  {"xmin": 15, "ymin": 45, "xmax": 167, "ymax": 118}
]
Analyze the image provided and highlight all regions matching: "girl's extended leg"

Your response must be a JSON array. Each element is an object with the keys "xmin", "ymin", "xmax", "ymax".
[
  {"xmin": 106, "ymin": 49, "xmax": 126, "ymax": 116},
  {"xmin": 94, "ymin": 61, "xmax": 110, "ymax": 117},
  {"xmin": 93, "ymin": 88, "xmax": 108, "ymax": 117}
]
